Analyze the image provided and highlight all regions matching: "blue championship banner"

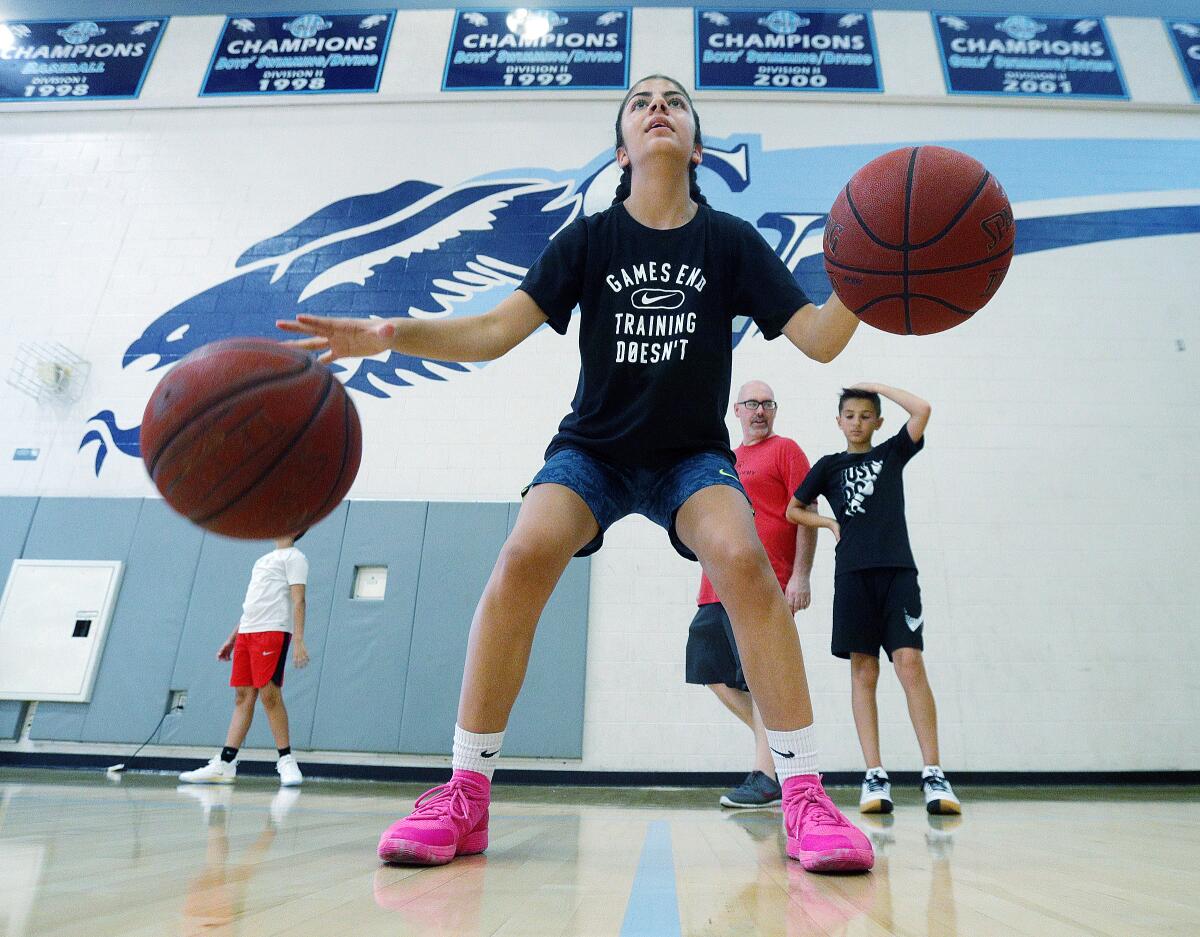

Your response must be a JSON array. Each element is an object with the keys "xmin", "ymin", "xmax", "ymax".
[
  {"xmin": 695, "ymin": 9, "xmax": 881, "ymax": 92},
  {"xmin": 0, "ymin": 18, "xmax": 167, "ymax": 101},
  {"xmin": 933, "ymin": 12, "xmax": 1127, "ymax": 99},
  {"xmin": 1165, "ymin": 21, "xmax": 1200, "ymax": 103},
  {"xmin": 443, "ymin": 8, "xmax": 630, "ymax": 90},
  {"xmin": 201, "ymin": 11, "xmax": 394, "ymax": 96}
]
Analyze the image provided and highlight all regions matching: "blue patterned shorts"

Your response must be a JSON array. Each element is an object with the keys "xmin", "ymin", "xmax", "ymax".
[{"xmin": 525, "ymin": 447, "xmax": 749, "ymax": 560}]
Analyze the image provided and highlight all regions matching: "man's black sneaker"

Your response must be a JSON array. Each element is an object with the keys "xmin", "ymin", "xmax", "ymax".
[{"xmin": 719, "ymin": 770, "xmax": 783, "ymax": 808}]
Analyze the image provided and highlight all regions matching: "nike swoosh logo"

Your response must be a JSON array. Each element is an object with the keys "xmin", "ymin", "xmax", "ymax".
[
  {"xmin": 480, "ymin": 749, "xmax": 499, "ymax": 758},
  {"xmin": 770, "ymin": 747, "xmax": 795, "ymax": 759},
  {"xmin": 630, "ymin": 287, "xmax": 685, "ymax": 311},
  {"xmin": 718, "ymin": 468, "xmax": 738, "ymax": 480},
  {"xmin": 905, "ymin": 612, "xmax": 924, "ymax": 632},
  {"xmin": 261, "ymin": 651, "xmax": 275, "ymax": 656}
]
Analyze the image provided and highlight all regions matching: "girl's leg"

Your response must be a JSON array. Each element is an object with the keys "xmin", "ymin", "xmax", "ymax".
[
  {"xmin": 675, "ymin": 486, "xmax": 812, "ymax": 729},
  {"xmin": 379, "ymin": 484, "xmax": 599, "ymax": 866},
  {"xmin": 457, "ymin": 483, "xmax": 600, "ymax": 732},
  {"xmin": 677, "ymin": 486, "xmax": 873, "ymax": 872}
]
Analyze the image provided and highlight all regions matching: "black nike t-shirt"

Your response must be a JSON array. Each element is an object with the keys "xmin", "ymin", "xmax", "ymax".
[
  {"xmin": 519, "ymin": 202, "xmax": 810, "ymax": 468},
  {"xmin": 794, "ymin": 427, "xmax": 924, "ymax": 574}
]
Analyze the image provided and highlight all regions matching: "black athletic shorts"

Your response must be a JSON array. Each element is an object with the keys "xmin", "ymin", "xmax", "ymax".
[
  {"xmin": 684, "ymin": 602, "xmax": 748, "ymax": 691},
  {"xmin": 832, "ymin": 567, "xmax": 925, "ymax": 661}
]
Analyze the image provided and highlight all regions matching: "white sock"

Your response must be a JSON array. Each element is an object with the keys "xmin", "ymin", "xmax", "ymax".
[
  {"xmin": 453, "ymin": 724, "xmax": 505, "ymax": 780},
  {"xmin": 923, "ymin": 764, "xmax": 943, "ymax": 777},
  {"xmin": 765, "ymin": 726, "xmax": 819, "ymax": 783}
]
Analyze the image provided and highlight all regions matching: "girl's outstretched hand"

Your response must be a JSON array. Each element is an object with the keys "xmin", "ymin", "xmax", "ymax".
[{"xmin": 276, "ymin": 314, "xmax": 396, "ymax": 364}]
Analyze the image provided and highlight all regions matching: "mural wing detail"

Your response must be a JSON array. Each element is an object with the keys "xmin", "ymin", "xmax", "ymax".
[{"xmin": 121, "ymin": 178, "xmax": 579, "ymax": 397}]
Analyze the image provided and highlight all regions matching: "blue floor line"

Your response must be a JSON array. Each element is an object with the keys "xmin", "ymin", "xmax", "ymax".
[{"xmin": 619, "ymin": 820, "xmax": 682, "ymax": 937}]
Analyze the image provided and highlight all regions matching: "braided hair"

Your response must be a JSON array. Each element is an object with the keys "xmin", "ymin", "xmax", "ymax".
[{"xmin": 612, "ymin": 75, "xmax": 707, "ymax": 206}]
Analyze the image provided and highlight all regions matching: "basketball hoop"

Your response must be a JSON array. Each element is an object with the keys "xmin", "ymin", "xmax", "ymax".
[{"xmin": 6, "ymin": 342, "xmax": 91, "ymax": 404}]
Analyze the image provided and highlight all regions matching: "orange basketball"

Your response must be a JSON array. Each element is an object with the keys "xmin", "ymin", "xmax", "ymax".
[
  {"xmin": 141, "ymin": 338, "xmax": 361, "ymax": 539},
  {"xmin": 823, "ymin": 145, "xmax": 1015, "ymax": 335}
]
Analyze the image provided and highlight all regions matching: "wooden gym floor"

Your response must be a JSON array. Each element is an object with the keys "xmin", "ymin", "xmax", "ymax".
[{"xmin": 0, "ymin": 770, "xmax": 1196, "ymax": 936}]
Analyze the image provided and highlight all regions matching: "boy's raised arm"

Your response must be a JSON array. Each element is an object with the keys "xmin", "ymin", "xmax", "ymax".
[{"xmin": 850, "ymin": 382, "xmax": 932, "ymax": 442}]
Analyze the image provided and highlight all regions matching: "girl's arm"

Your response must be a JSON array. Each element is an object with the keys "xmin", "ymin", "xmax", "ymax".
[
  {"xmin": 277, "ymin": 289, "xmax": 549, "ymax": 365},
  {"xmin": 781, "ymin": 291, "xmax": 860, "ymax": 364}
]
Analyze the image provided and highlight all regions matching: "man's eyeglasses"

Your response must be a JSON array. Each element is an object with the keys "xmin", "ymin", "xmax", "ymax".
[{"xmin": 737, "ymin": 399, "xmax": 777, "ymax": 411}]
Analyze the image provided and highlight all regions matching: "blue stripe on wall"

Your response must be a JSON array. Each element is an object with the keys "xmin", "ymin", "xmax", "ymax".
[
  {"xmin": 621, "ymin": 821, "xmax": 682, "ymax": 937},
  {"xmin": 1016, "ymin": 205, "xmax": 1200, "ymax": 255}
]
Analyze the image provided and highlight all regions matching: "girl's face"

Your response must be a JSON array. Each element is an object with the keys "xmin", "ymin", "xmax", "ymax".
[{"xmin": 616, "ymin": 78, "xmax": 702, "ymax": 173}]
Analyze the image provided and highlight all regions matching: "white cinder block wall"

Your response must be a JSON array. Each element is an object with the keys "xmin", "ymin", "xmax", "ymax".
[{"xmin": 1, "ymin": 10, "xmax": 1197, "ymax": 772}]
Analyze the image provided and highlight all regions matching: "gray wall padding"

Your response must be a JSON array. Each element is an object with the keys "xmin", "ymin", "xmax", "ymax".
[
  {"xmin": 25, "ymin": 498, "xmax": 145, "ymax": 741},
  {"xmin": 309, "ymin": 500, "xmax": 427, "ymax": 752},
  {"xmin": 0, "ymin": 497, "xmax": 37, "ymax": 739},
  {"xmin": 7, "ymin": 497, "xmax": 588, "ymax": 758},
  {"xmin": 161, "ymin": 503, "xmax": 348, "ymax": 750}
]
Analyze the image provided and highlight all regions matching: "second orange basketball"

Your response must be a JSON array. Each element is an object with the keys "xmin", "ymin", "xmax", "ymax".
[
  {"xmin": 823, "ymin": 145, "xmax": 1016, "ymax": 335},
  {"xmin": 141, "ymin": 338, "xmax": 362, "ymax": 539}
]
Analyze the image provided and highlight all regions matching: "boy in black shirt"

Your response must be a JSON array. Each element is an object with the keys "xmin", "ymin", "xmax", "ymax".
[{"xmin": 788, "ymin": 384, "xmax": 961, "ymax": 816}]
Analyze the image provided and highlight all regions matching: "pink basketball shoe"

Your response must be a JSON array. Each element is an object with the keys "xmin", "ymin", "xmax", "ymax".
[
  {"xmin": 782, "ymin": 775, "xmax": 874, "ymax": 872},
  {"xmin": 377, "ymin": 770, "xmax": 490, "ymax": 865}
]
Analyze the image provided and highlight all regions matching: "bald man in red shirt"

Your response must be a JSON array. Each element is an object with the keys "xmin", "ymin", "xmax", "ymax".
[{"xmin": 685, "ymin": 379, "xmax": 817, "ymax": 808}]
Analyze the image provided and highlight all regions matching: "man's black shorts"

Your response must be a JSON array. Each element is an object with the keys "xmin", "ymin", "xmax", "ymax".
[
  {"xmin": 832, "ymin": 567, "xmax": 925, "ymax": 660},
  {"xmin": 684, "ymin": 602, "xmax": 748, "ymax": 691}
]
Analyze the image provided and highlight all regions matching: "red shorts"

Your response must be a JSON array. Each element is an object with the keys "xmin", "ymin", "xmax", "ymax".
[{"xmin": 230, "ymin": 632, "xmax": 291, "ymax": 688}]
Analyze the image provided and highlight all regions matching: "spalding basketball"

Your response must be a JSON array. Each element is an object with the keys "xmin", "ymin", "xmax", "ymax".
[
  {"xmin": 141, "ymin": 338, "xmax": 361, "ymax": 539},
  {"xmin": 823, "ymin": 145, "xmax": 1015, "ymax": 335}
]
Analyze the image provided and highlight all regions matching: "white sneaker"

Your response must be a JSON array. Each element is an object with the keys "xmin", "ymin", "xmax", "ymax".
[
  {"xmin": 179, "ymin": 756, "xmax": 237, "ymax": 784},
  {"xmin": 922, "ymin": 766, "xmax": 962, "ymax": 815},
  {"xmin": 859, "ymin": 767, "xmax": 893, "ymax": 814},
  {"xmin": 276, "ymin": 753, "xmax": 303, "ymax": 787}
]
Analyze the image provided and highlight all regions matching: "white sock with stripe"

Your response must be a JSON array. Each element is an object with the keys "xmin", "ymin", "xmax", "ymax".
[
  {"xmin": 453, "ymin": 724, "xmax": 505, "ymax": 781},
  {"xmin": 766, "ymin": 726, "xmax": 820, "ymax": 784}
]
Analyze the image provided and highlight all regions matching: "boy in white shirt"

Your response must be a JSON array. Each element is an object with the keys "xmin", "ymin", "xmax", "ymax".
[{"xmin": 179, "ymin": 534, "xmax": 310, "ymax": 786}]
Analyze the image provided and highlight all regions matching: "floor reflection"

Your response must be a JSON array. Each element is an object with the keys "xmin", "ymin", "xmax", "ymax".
[
  {"xmin": 177, "ymin": 785, "xmax": 298, "ymax": 937},
  {"xmin": 2, "ymin": 774, "xmax": 1193, "ymax": 937},
  {"xmin": 926, "ymin": 813, "xmax": 961, "ymax": 937}
]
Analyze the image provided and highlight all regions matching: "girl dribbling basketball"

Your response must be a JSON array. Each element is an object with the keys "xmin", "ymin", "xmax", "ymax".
[{"xmin": 280, "ymin": 74, "xmax": 874, "ymax": 873}]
